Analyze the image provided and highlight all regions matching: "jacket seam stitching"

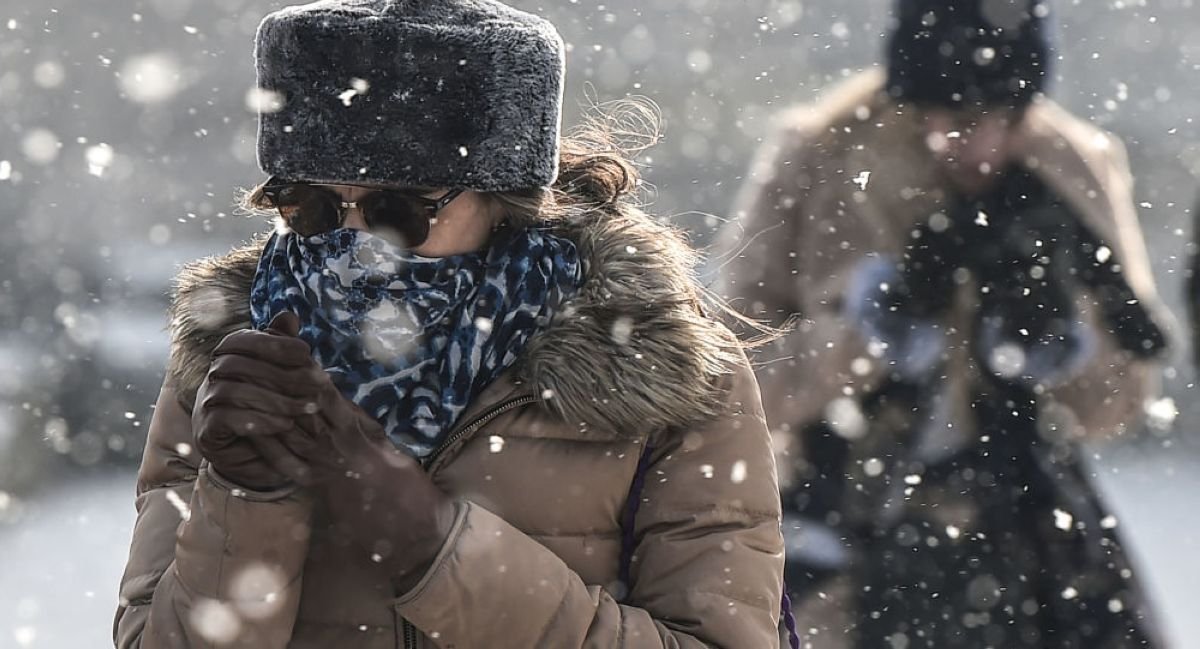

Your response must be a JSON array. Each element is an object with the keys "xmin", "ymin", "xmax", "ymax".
[
  {"xmin": 139, "ymin": 477, "xmax": 198, "ymax": 495},
  {"xmin": 690, "ymin": 588, "xmax": 777, "ymax": 611},
  {"xmin": 530, "ymin": 582, "xmax": 572, "ymax": 647},
  {"xmin": 650, "ymin": 505, "xmax": 779, "ymax": 521},
  {"xmin": 527, "ymin": 530, "xmax": 620, "ymax": 540}
]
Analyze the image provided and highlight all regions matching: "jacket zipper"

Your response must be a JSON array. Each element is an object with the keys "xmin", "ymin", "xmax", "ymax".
[
  {"xmin": 403, "ymin": 620, "xmax": 417, "ymax": 649},
  {"xmin": 422, "ymin": 395, "xmax": 539, "ymax": 469},
  {"xmin": 402, "ymin": 394, "xmax": 538, "ymax": 648}
]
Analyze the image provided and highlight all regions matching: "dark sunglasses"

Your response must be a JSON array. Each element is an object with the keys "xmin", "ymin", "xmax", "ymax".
[{"xmin": 261, "ymin": 176, "xmax": 464, "ymax": 248}]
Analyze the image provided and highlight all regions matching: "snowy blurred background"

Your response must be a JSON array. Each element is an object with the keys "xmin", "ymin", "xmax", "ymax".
[{"xmin": 1, "ymin": 0, "xmax": 1198, "ymax": 646}]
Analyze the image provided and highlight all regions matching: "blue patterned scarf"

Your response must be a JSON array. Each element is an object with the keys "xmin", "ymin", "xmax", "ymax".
[{"xmin": 249, "ymin": 226, "xmax": 582, "ymax": 457}]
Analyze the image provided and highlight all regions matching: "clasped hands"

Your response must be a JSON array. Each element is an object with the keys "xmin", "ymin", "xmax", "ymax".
[
  {"xmin": 191, "ymin": 312, "xmax": 456, "ymax": 591},
  {"xmin": 896, "ymin": 186, "xmax": 1165, "ymax": 359}
]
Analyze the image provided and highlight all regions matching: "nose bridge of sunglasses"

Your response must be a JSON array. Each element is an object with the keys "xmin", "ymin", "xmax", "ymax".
[{"xmin": 360, "ymin": 192, "xmax": 433, "ymax": 247}]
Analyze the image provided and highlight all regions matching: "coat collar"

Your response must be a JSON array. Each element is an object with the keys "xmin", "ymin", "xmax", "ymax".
[
  {"xmin": 167, "ymin": 203, "xmax": 741, "ymax": 438},
  {"xmin": 775, "ymin": 69, "xmax": 1164, "ymax": 312}
]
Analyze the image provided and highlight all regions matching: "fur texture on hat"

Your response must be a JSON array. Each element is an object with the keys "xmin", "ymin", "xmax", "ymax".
[
  {"xmin": 254, "ymin": 0, "xmax": 566, "ymax": 191},
  {"xmin": 886, "ymin": 0, "xmax": 1054, "ymax": 109}
]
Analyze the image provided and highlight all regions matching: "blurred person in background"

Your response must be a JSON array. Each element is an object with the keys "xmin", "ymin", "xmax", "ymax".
[
  {"xmin": 719, "ymin": 0, "xmax": 1172, "ymax": 646},
  {"xmin": 114, "ymin": 0, "xmax": 785, "ymax": 647}
]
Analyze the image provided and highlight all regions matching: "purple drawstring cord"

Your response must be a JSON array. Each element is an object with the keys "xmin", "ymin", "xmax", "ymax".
[
  {"xmin": 781, "ymin": 590, "xmax": 801, "ymax": 649},
  {"xmin": 619, "ymin": 443, "xmax": 656, "ymax": 591}
]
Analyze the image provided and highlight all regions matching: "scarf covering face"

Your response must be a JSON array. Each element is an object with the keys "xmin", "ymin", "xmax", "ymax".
[{"xmin": 249, "ymin": 226, "xmax": 582, "ymax": 458}]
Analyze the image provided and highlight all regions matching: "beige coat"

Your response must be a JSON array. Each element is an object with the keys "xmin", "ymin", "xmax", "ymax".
[
  {"xmin": 115, "ymin": 203, "xmax": 785, "ymax": 647},
  {"xmin": 720, "ymin": 70, "xmax": 1169, "ymax": 456}
]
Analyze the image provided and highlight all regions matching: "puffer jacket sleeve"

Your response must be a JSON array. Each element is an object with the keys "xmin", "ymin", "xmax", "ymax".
[
  {"xmin": 394, "ymin": 358, "xmax": 785, "ymax": 648},
  {"xmin": 114, "ymin": 380, "xmax": 314, "ymax": 648}
]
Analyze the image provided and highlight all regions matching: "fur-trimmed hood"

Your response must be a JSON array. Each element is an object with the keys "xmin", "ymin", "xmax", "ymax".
[{"xmin": 167, "ymin": 203, "xmax": 742, "ymax": 437}]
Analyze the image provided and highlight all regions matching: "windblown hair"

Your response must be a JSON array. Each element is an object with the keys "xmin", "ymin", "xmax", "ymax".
[{"xmin": 240, "ymin": 99, "xmax": 777, "ymax": 350}]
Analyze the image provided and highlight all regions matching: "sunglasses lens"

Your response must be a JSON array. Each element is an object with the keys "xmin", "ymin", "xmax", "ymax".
[
  {"xmin": 266, "ymin": 184, "xmax": 341, "ymax": 237},
  {"xmin": 362, "ymin": 193, "xmax": 432, "ymax": 249}
]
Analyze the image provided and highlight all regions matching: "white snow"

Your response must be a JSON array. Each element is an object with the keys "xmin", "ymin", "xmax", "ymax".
[
  {"xmin": 245, "ymin": 87, "xmax": 286, "ymax": 114},
  {"xmin": 119, "ymin": 53, "xmax": 183, "ymax": 104},
  {"xmin": 1053, "ymin": 508, "xmax": 1074, "ymax": 531},
  {"xmin": 21, "ymin": 129, "xmax": 60, "ymax": 166},
  {"xmin": 32, "ymin": 61, "xmax": 65, "ymax": 89},
  {"xmin": 189, "ymin": 599, "xmax": 242, "ymax": 644},
  {"xmin": 852, "ymin": 170, "xmax": 871, "ymax": 190},
  {"xmin": 85, "ymin": 143, "xmax": 114, "ymax": 177},
  {"xmin": 730, "ymin": 460, "xmax": 747, "ymax": 484}
]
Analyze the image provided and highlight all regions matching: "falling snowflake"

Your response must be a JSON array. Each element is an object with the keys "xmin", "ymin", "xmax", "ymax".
[
  {"xmin": 338, "ymin": 77, "xmax": 370, "ymax": 106},
  {"xmin": 229, "ymin": 563, "xmax": 287, "ymax": 620},
  {"xmin": 245, "ymin": 87, "xmax": 286, "ymax": 114},
  {"xmin": 190, "ymin": 600, "xmax": 242, "ymax": 644},
  {"xmin": 1053, "ymin": 508, "xmax": 1074, "ymax": 531},
  {"xmin": 610, "ymin": 316, "xmax": 633, "ymax": 345},
  {"xmin": 86, "ymin": 143, "xmax": 114, "ymax": 177},
  {"xmin": 852, "ymin": 170, "xmax": 871, "ymax": 190},
  {"xmin": 1145, "ymin": 397, "xmax": 1177, "ymax": 432},
  {"xmin": 165, "ymin": 489, "xmax": 191, "ymax": 522},
  {"xmin": 730, "ymin": 460, "xmax": 747, "ymax": 484},
  {"xmin": 119, "ymin": 53, "xmax": 183, "ymax": 104},
  {"xmin": 21, "ymin": 129, "xmax": 60, "ymax": 166}
]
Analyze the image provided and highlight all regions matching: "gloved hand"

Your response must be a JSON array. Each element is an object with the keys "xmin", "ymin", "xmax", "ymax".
[
  {"xmin": 304, "ymin": 387, "xmax": 459, "ymax": 593},
  {"xmin": 1069, "ymin": 225, "xmax": 1168, "ymax": 358},
  {"xmin": 192, "ymin": 313, "xmax": 324, "ymax": 491},
  {"xmin": 889, "ymin": 228, "xmax": 960, "ymax": 318},
  {"xmin": 972, "ymin": 208, "xmax": 1078, "ymax": 353},
  {"xmin": 956, "ymin": 171, "xmax": 1167, "ymax": 360}
]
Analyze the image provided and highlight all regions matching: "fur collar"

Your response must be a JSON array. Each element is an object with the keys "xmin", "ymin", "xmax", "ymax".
[{"xmin": 167, "ymin": 205, "xmax": 741, "ymax": 437}]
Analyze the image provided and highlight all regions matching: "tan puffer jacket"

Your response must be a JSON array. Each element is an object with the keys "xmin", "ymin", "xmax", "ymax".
[{"xmin": 114, "ymin": 204, "xmax": 785, "ymax": 648}]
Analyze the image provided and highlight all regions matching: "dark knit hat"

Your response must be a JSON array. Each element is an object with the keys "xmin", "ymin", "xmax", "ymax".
[
  {"xmin": 886, "ymin": 0, "xmax": 1054, "ymax": 109},
  {"xmin": 254, "ymin": 0, "xmax": 566, "ymax": 191}
]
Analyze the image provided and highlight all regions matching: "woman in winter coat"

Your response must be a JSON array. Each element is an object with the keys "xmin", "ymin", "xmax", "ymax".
[
  {"xmin": 114, "ymin": 1, "xmax": 784, "ymax": 647},
  {"xmin": 719, "ymin": 1, "xmax": 1170, "ymax": 647}
]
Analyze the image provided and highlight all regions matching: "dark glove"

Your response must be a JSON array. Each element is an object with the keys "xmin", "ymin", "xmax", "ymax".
[
  {"xmin": 960, "ymin": 171, "xmax": 1166, "ymax": 359},
  {"xmin": 305, "ymin": 380, "xmax": 458, "ymax": 593},
  {"xmin": 973, "ymin": 220, "xmax": 1079, "ymax": 354},
  {"xmin": 192, "ymin": 312, "xmax": 324, "ymax": 491},
  {"xmin": 1069, "ymin": 226, "xmax": 1168, "ymax": 358},
  {"xmin": 890, "ymin": 218, "xmax": 966, "ymax": 318}
]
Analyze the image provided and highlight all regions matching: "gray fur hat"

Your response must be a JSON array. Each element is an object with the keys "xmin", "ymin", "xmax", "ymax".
[{"xmin": 254, "ymin": 0, "xmax": 566, "ymax": 191}]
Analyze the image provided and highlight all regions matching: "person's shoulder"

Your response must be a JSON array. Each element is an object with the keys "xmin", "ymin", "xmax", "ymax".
[
  {"xmin": 1023, "ymin": 98, "xmax": 1129, "ymax": 166},
  {"xmin": 773, "ymin": 70, "xmax": 888, "ymax": 139},
  {"xmin": 760, "ymin": 69, "xmax": 891, "ymax": 166}
]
